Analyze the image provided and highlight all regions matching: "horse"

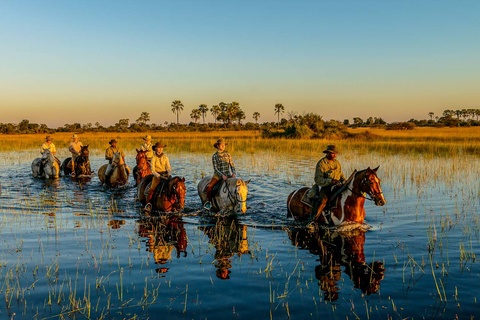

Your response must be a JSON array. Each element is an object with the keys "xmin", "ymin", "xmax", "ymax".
[
  {"xmin": 137, "ymin": 175, "xmax": 186, "ymax": 213},
  {"xmin": 133, "ymin": 149, "xmax": 152, "ymax": 186},
  {"xmin": 287, "ymin": 166, "xmax": 386, "ymax": 226},
  {"xmin": 61, "ymin": 145, "xmax": 93, "ymax": 178},
  {"xmin": 197, "ymin": 177, "xmax": 250, "ymax": 214},
  {"xmin": 97, "ymin": 152, "xmax": 130, "ymax": 187},
  {"xmin": 31, "ymin": 150, "xmax": 60, "ymax": 179},
  {"xmin": 287, "ymin": 227, "xmax": 385, "ymax": 301}
]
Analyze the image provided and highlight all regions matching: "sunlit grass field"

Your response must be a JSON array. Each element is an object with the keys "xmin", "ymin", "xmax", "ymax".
[{"xmin": 1, "ymin": 127, "xmax": 479, "ymax": 156}]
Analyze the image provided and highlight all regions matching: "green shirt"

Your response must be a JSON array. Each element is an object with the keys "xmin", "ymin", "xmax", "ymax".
[{"xmin": 314, "ymin": 157, "xmax": 346, "ymax": 187}]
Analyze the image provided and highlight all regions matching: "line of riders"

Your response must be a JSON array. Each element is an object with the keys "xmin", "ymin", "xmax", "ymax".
[{"xmin": 39, "ymin": 134, "xmax": 346, "ymax": 222}]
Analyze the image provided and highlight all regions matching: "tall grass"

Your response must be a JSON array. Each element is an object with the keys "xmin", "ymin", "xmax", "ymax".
[{"xmin": 1, "ymin": 127, "xmax": 479, "ymax": 156}]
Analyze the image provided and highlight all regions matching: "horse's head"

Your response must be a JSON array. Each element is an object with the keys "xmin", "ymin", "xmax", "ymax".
[
  {"xmin": 136, "ymin": 149, "xmax": 148, "ymax": 165},
  {"xmin": 41, "ymin": 150, "xmax": 59, "ymax": 179},
  {"xmin": 112, "ymin": 152, "xmax": 124, "ymax": 167},
  {"xmin": 170, "ymin": 177, "xmax": 186, "ymax": 211},
  {"xmin": 80, "ymin": 145, "xmax": 89, "ymax": 157},
  {"xmin": 359, "ymin": 166, "xmax": 386, "ymax": 206},
  {"xmin": 235, "ymin": 178, "xmax": 250, "ymax": 213}
]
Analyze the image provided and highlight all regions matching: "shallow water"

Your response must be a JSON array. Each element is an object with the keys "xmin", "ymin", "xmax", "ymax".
[{"xmin": 0, "ymin": 150, "xmax": 479, "ymax": 319}]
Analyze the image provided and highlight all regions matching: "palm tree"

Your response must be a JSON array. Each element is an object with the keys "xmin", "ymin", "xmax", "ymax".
[
  {"xmin": 211, "ymin": 105, "xmax": 220, "ymax": 125},
  {"xmin": 274, "ymin": 103, "xmax": 285, "ymax": 127},
  {"xmin": 428, "ymin": 112, "xmax": 434, "ymax": 120},
  {"xmin": 198, "ymin": 104, "xmax": 209, "ymax": 123},
  {"xmin": 253, "ymin": 112, "xmax": 260, "ymax": 124},
  {"xmin": 190, "ymin": 109, "xmax": 201, "ymax": 123},
  {"xmin": 171, "ymin": 100, "xmax": 184, "ymax": 124}
]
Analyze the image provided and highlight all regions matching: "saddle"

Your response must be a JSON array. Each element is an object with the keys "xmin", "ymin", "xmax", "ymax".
[
  {"xmin": 211, "ymin": 179, "xmax": 224, "ymax": 197},
  {"xmin": 152, "ymin": 178, "xmax": 170, "ymax": 200}
]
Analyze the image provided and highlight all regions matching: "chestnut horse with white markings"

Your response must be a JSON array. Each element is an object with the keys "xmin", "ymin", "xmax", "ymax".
[{"xmin": 287, "ymin": 166, "xmax": 386, "ymax": 225}]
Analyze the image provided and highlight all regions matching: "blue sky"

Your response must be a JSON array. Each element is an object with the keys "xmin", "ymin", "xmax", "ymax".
[{"xmin": 1, "ymin": 1, "xmax": 479, "ymax": 127}]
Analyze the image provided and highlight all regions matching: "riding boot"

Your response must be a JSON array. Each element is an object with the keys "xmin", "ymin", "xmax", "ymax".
[{"xmin": 308, "ymin": 197, "xmax": 328, "ymax": 223}]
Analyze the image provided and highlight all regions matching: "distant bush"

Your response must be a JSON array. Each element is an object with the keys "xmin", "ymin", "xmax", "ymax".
[{"xmin": 385, "ymin": 122, "xmax": 415, "ymax": 130}]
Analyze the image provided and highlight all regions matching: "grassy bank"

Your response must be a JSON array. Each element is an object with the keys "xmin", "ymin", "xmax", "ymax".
[{"xmin": 1, "ymin": 127, "xmax": 479, "ymax": 156}]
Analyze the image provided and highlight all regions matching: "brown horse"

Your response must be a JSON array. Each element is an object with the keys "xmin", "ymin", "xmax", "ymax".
[
  {"xmin": 98, "ymin": 152, "xmax": 130, "ymax": 187},
  {"xmin": 287, "ymin": 166, "xmax": 386, "ymax": 226},
  {"xmin": 133, "ymin": 149, "xmax": 152, "ymax": 186},
  {"xmin": 137, "ymin": 175, "xmax": 186, "ymax": 212},
  {"xmin": 61, "ymin": 145, "xmax": 93, "ymax": 178},
  {"xmin": 287, "ymin": 227, "xmax": 385, "ymax": 301}
]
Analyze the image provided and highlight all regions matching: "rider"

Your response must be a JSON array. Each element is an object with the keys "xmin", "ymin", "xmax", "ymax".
[
  {"xmin": 105, "ymin": 139, "xmax": 127, "ymax": 185},
  {"xmin": 140, "ymin": 135, "xmax": 154, "ymax": 162},
  {"xmin": 308, "ymin": 145, "xmax": 346, "ymax": 225},
  {"xmin": 40, "ymin": 135, "xmax": 60, "ymax": 175},
  {"xmin": 203, "ymin": 138, "xmax": 236, "ymax": 210},
  {"xmin": 144, "ymin": 141, "xmax": 171, "ymax": 212},
  {"xmin": 68, "ymin": 134, "xmax": 83, "ymax": 177}
]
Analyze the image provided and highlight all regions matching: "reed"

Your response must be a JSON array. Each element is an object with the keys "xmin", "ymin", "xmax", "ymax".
[{"xmin": 1, "ymin": 127, "xmax": 479, "ymax": 156}]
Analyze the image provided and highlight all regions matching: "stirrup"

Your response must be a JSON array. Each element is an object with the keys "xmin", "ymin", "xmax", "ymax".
[
  {"xmin": 144, "ymin": 203, "xmax": 152, "ymax": 212},
  {"xmin": 203, "ymin": 201, "xmax": 212, "ymax": 210}
]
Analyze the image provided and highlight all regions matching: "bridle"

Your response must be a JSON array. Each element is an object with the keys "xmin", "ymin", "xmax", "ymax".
[
  {"xmin": 222, "ymin": 179, "xmax": 247, "ymax": 207},
  {"xmin": 345, "ymin": 170, "xmax": 384, "ymax": 202}
]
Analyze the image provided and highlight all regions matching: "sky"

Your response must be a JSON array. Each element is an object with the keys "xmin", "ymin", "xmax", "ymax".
[{"xmin": 1, "ymin": 1, "xmax": 479, "ymax": 127}]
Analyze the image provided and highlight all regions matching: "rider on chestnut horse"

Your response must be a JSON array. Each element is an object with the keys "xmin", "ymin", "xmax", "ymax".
[{"xmin": 308, "ymin": 145, "xmax": 346, "ymax": 225}]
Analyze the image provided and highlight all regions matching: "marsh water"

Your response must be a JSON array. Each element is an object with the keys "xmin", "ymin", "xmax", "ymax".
[{"xmin": 0, "ymin": 149, "xmax": 479, "ymax": 319}]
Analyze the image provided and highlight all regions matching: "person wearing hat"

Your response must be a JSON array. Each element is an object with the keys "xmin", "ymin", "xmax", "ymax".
[
  {"xmin": 40, "ymin": 135, "xmax": 57, "ymax": 156},
  {"xmin": 203, "ymin": 138, "xmax": 236, "ymax": 210},
  {"xmin": 104, "ymin": 139, "xmax": 127, "ymax": 184},
  {"xmin": 144, "ymin": 141, "xmax": 171, "ymax": 211},
  {"xmin": 40, "ymin": 135, "xmax": 59, "ymax": 176},
  {"xmin": 68, "ymin": 134, "xmax": 83, "ymax": 177},
  {"xmin": 140, "ymin": 135, "xmax": 154, "ymax": 162},
  {"xmin": 308, "ymin": 145, "xmax": 346, "ymax": 225}
]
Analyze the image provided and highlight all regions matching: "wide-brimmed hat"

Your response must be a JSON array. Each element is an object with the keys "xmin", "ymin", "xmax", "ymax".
[
  {"xmin": 72, "ymin": 134, "xmax": 78, "ymax": 139},
  {"xmin": 213, "ymin": 138, "xmax": 227, "ymax": 149},
  {"xmin": 45, "ymin": 135, "xmax": 53, "ymax": 142},
  {"xmin": 109, "ymin": 139, "xmax": 117, "ymax": 145},
  {"xmin": 323, "ymin": 145, "xmax": 340, "ymax": 154},
  {"xmin": 153, "ymin": 141, "xmax": 167, "ymax": 150},
  {"xmin": 143, "ymin": 135, "xmax": 152, "ymax": 141}
]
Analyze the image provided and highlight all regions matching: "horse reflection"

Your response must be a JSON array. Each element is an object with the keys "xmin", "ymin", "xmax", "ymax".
[
  {"xmin": 198, "ymin": 216, "xmax": 250, "ymax": 280},
  {"xmin": 287, "ymin": 228, "xmax": 385, "ymax": 301},
  {"xmin": 136, "ymin": 215, "xmax": 188, "ymax": 272}
]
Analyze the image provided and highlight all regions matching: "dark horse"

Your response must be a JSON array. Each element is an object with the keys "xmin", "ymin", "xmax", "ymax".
[
  {"xmin": 133, "ymin": 149, "xmax": 152, "ymax": 186},
  {"xmin": 61, "ymin": 145, "xmax": 93, "ymax": 178},
  {"xmin": 287, "ymin": 166, "xmax": 386, "ymax": 226},
  {"xmin": 137, "ymin": 175, "xmax": 186, "ymax": 213},
  {"xmin": 287, "ymin": 227, "xmax": 385, "ymax": 301}
]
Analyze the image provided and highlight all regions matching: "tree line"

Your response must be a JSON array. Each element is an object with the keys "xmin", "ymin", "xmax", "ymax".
[{"xmin": 1, "ymin": 101, "xmax": 479, "ymax": 135}]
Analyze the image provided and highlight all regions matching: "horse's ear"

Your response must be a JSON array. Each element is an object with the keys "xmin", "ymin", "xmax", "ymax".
[
  {"xmin": 85, "ymin": 144, "xmax": 89, "ymax": 148},
  {"xmin": 245, "ymin": 179, "xmax": 251, "ymax": 185},
  {"xmin": 136, "ymin": 148, "xmax": 140, "ymax": 153},
  {"xmin": 181, "ymin": 177, "xmax": 185, "ymax": 182},
  {"xmin": 373, "ymin": 166, "xmax": 379, "ymax": 172}
]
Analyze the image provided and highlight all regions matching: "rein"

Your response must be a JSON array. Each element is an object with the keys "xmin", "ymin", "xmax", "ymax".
[{"xmin": 222, "ymin": 180, "xmax": 246, "ymax": 206}]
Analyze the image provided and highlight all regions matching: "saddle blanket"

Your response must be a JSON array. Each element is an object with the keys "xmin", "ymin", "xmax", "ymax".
[{"xmin": 301, "ymin": 189, "xmax": 314, "ymax": 207}]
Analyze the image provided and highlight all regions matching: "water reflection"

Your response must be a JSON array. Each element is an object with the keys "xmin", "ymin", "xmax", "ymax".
[
  {"xmin": 287, "ymin": 228, "xmax": 385, "ymax": 301},
  {"xmin": 198, "ymin": 216, "xmax": 250, "ymax": 280},
  {"xmin": 136, "ymin": 215, "xmax": 188, "ymax": 273}
]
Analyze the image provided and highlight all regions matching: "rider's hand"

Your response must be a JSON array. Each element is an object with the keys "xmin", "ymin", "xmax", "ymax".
[
  {"xmin": 232, "ymin": 173, "xmax": 236, "ymax": 178},
  {"xmin": 222, "ymin": 175, "xmax": 228, "ymax": 180}
]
